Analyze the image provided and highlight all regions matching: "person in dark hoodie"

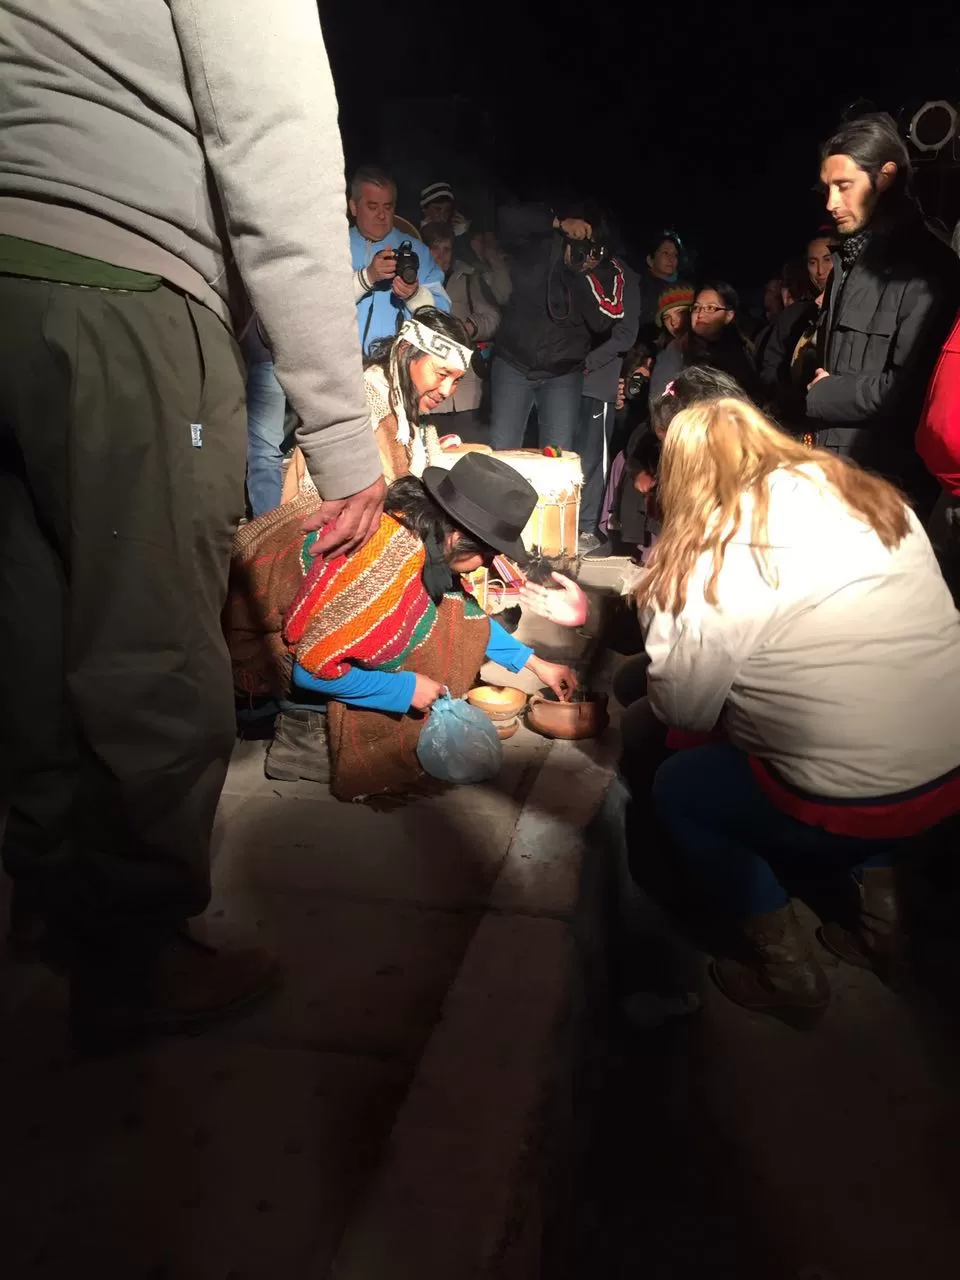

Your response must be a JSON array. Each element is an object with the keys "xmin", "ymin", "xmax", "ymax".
[
  {"xmin": 808, "ymin": 112, "xmax": 960, "ymax": 516},
  {"xmin": 648, "ymin": 281, "xmax": 759, "ymax": 404},
  {"xmin": 489, "ymin": 203, "xmax": 625, "ymax": 450}
]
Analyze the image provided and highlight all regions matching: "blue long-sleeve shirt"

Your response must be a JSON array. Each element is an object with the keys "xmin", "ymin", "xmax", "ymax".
[
  {"xmin": 291, "ymin": 618, "xmax": 533, "ymax": 712},
  {"xmin": 351, "ymin": 226, "xmax": 450, "ymax": 352}
]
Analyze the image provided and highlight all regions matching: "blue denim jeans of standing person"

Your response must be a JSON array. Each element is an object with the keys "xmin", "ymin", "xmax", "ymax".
[
  {"xmin": 652, "ymin": 743, "xmax": 899, "ymax": 917},
  {"xmin": 245, "ymin": 360, "xmax": 289, "ymax": 516},
  {"xmin": 489, "ymin": 357, "xmax": 583, "ymax": 451},
  {"xmin": 576, "ymin": 394, "xmax": 615, "ymax": 534}
]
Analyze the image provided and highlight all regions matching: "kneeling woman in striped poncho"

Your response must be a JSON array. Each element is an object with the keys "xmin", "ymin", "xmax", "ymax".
[{"xmin": 228, "ymin": 454, "xmax": 577, "ymax": 800}]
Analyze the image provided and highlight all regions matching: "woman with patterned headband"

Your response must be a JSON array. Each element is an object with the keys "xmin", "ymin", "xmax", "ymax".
[{"xmin": 282, "ymin": 308, "xmax": 474, "ymax": 500}]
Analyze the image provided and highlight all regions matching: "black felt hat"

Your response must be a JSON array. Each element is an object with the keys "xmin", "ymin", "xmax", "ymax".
[{"xmin": 422, "ymin": 454, "xmax": 537, "ymax": 565}]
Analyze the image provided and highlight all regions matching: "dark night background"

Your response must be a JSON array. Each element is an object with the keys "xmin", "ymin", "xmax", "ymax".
[{"xmin": 324, "ymin": 1, "xmax": 960, "ymax": 303}]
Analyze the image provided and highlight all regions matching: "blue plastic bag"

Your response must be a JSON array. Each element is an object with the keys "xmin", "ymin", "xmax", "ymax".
[{"xmin": 416, "ymin": 692, "xmax": 503, "ymax": 784}]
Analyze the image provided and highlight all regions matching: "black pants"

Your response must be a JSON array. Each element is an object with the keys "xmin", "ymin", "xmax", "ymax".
[
  {"xmin": 0, "ymin": 278, "xmax": 246, "ymax": 944},
  {"xmin": 575, "ymin": 395, "xmax": 615, "ymax": 534}
]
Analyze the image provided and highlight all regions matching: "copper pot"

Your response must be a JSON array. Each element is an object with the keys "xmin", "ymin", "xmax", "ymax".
[{"xmin": 526, "ymin": 691, "xmax": 609, "ymax": 740}]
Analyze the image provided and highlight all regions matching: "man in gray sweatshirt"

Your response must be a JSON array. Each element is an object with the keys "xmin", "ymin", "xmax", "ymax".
[{"xmin": 0, "ymin": 0, "xmax": 385, "ymax": 1039}]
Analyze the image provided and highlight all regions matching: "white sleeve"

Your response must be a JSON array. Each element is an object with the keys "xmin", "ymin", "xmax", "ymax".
[
  {"xmin": 407, "ymin": 283, "xmax": 437, "ymax": 313},
  {"xmin": 642, "ymin": 548, "xmax": 781, "ymax": 732},
  {"xmin": 643, "ymin": 609, "xmax": 742, "ymax": 732},
  {"xmin": 407, "ymin": 281, "xmax": 452, "ymax": 314}
]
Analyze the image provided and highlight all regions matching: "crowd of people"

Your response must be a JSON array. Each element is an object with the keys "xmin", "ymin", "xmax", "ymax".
[
  {"xmin": 251, "ymin": 112, "xmax": 960, "ymax": 584},
  {"xmin": 3, "ymin": 0, "xmax": 960, "ymax": 1039}
]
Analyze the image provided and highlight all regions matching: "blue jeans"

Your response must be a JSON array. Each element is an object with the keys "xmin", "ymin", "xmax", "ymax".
[
  {"xmin": 489, "ymin": 357, "xmax": 583, "ymax": 451},
  {"xmin": 575, "ymin": 395, "xmax": 615, "ymax": 533},
  {"xmin": 245, "ymin": 360, "xmax": 289, "ymax": 516},
  {"xmin": 653, "ymin": 744, "xmax": 898, "ymax": 916}
]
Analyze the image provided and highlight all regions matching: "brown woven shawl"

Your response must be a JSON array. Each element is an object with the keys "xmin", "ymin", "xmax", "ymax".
[
  {"xmin": 225, "ymin": 494, "xmax": 320, "ymax": 698},
  {"xmin": 328, "ymin": 595, "xmax": 489, "ymax": 801}
]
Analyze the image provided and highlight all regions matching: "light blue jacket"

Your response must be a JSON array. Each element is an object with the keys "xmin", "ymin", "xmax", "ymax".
[{"xmin": 351, "ymin": 225, "xmax": 450, "ymax": 352}]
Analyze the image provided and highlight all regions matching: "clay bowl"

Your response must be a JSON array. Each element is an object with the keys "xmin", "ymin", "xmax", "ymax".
[
  {"xmin": 467, "ymin": 685, "xmax": 528, "ymax": 724},
  {"xmin": 467, "ymin": 686, "xmax": 527, "ymax": 741},
  {"xmin": 526, "ymin": 690, "xmax": 609, "ymax": 741}
]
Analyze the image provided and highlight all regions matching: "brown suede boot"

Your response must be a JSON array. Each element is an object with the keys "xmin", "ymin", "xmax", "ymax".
[
  {"xmin": 712, "ymin": 901, "xmax": 829, "ymax": 1018},
  {"xmin": 818, "ymin": 866, "xmax": 908, "ymax": 979},
  {"xmin": 265, "ymin": 708, "xmax": 331, "ymax": 783},
  {"xmin": 70, "ymin": 930, "xmax": 281, "ymax": 1048}
]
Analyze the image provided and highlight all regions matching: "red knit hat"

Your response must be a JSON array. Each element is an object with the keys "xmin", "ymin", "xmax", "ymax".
[{"xmin": 656, "ymin": 283, "xmax": 695, "ymax": 328}]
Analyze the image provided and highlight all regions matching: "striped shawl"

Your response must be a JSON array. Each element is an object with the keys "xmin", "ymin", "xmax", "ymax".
[{"xmin": 283, "ymin": 514, "xmax": 435, "ymax": 679}]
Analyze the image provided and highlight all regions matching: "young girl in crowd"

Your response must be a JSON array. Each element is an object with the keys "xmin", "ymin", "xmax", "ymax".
[
  {"xmin": 626, "ymin": 365, "xmax": 752, "ymax": 565},
  {"xmin": 636, "ymin": 395, "xmax": 960, "ymax": 1016}
]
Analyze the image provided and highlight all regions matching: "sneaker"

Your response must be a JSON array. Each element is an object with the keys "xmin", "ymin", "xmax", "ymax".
[
  {"xmin": 70, "ymin": 929, "xmax": 281, "ymax": 1047},
  {"xmin": 577, "ymin": 531, "xmax": 602, "ymax": 556}
]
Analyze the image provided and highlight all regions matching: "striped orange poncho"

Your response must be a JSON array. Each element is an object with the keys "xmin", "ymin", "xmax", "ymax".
[{"xmin": 283, "ymin": 514, "xmax": 438, "ymax": 679}]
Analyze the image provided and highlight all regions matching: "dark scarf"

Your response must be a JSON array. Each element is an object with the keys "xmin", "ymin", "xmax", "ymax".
[
  {"xmin": 839, "ymin": 227, "xmax": 871, "ymax": 269},
  {"xmin": 838, "ymin": 195, "xmax": 918, "ymax": 270}
]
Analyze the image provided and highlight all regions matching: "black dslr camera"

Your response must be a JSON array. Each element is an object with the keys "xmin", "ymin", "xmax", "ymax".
[
  {"xmin": 624, "ymin": 368, "xmax": 649, "ymax": 401},
  {"xmin": 394, "ymin": 240, "xmax": 420, "ymax": 285},
  {"xmin": 566, "ymin": 236, "xmax": 608, "ymax": 270}
]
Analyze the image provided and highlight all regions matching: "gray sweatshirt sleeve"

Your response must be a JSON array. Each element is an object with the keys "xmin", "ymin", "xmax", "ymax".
[{"xmin": 170, "ymin": 0, "xmax": 381, "ymax": 499}]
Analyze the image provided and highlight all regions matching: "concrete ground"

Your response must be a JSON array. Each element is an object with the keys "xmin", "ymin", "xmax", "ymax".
[
  {"xmin": 0, "ymin": 564, "xmax": 620, "ymax": 1280},
  {"xmin": 552, "ymin": 775, "xmax": 960, "ymax": 1280},
  {"xmin": 2, "ymin": 556, "xmax": 960, "ymax": 1279}
]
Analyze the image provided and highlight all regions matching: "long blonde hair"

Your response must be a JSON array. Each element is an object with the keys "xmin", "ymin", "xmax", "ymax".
[{"xmin": 636, "ymin": 398, "xmax": 910, "ymax": 613}]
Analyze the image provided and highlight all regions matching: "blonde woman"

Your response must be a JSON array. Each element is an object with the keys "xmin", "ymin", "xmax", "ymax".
[{"xmin": 636, "ymin": 397, "xmax": 960, "ymax": 1017}]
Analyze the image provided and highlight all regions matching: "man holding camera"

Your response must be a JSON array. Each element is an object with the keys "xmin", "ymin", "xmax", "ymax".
[
  {"xmin": 349, "ymin": 165, "xmax": 450, "ymax": 353},
  {"xmin": 490, "ymin": 204, "xmax": 625, "ymax": 452}
]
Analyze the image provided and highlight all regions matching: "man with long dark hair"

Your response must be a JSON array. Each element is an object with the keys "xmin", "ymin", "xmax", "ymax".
[{"xmin": 807, "ymin": 112, "xmax": 960, "ymax": 514}]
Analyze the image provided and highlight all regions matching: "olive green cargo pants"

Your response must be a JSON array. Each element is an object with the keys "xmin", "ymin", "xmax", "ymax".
[{"xmin": 0, "ymin": 278, "xmax": 246, "ymax": 944}]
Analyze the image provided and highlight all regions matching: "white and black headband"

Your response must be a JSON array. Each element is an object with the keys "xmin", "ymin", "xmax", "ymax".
[{"xmin": 397, "ymin": 318, "xmax": 473, "ymax": 372}]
